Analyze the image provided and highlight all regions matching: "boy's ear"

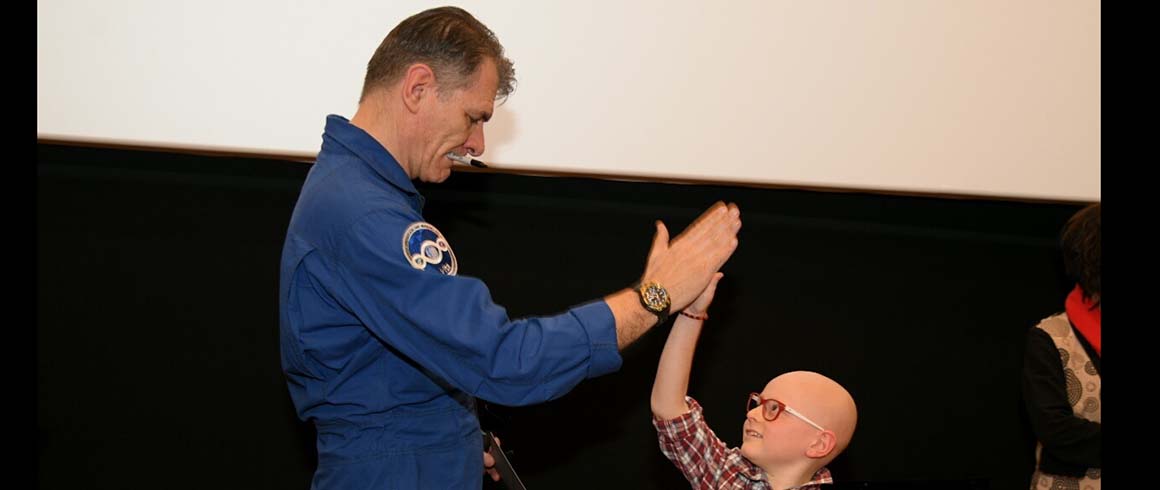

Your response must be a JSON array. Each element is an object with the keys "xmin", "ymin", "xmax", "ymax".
[{"xmin": 804, "ymin": 430, "xmax": 836, "ymax": 459}]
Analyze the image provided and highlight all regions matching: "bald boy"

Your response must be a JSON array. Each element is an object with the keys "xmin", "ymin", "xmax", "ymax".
[{"xmin": 651, "ymin": 274, "xmax": 858, "ymax": 490}]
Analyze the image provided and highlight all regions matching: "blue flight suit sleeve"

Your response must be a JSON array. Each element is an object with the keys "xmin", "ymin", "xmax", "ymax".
[{"xmin": 329, "ymin": 209, "xmax": 623, "ymax": 406}]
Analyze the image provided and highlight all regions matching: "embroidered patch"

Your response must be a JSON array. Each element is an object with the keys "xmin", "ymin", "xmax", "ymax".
[{"xmin": 401, "ymin": 222, "xmax": 457, "ymax": 275}]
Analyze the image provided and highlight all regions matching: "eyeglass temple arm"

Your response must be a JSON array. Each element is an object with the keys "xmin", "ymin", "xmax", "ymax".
[{"xmin": 784, "ymin": 406, "xmax": 828, "ymax": 432}]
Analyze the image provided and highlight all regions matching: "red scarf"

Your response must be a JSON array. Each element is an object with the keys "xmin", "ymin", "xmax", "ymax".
[{"xmin": 1065, "ymin": 284, "xmax": 1100, "ymax": 356}]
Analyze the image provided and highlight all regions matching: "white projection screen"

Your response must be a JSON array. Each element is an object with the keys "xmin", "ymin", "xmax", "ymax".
[{"xmin": 38, "ymin": 0, "xmax": 1100, "ymax": 202}]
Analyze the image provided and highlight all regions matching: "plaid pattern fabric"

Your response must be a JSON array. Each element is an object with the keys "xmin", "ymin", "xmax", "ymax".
[{"xmin": 653, "ymin": 396, "xmax": 832, "ymax": 489}]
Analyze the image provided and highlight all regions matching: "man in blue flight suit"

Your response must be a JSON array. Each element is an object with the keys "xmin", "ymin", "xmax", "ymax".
[{"xmin": 279, "ymin": 6, "xmax": 743, "ymax": 488}]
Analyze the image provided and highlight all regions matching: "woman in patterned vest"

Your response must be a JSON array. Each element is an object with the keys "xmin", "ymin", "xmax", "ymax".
[{"xmin": 1023, "ymin": 203, "xmax": 1100, "ymax": 489}]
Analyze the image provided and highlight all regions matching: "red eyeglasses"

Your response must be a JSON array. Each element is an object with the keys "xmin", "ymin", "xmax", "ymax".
[{"xmin": 747, "ymin": 392, "xmax": 827, "ymax": 431}]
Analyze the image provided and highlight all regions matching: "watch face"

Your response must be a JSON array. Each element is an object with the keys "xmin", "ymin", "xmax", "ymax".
[{"xmin": 641, "ymin": 283, "xmax": 670, "ymax": 312}]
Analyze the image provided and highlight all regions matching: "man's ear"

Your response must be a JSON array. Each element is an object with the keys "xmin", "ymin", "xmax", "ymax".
[{"xmin": 400, "ymin": 63, "xmax": 436, "ymax": 113}]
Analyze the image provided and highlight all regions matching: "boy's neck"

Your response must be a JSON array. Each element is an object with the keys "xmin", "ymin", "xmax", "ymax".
[{"xmin": 760, "ymin": 461, "xmax": 823, "ymax": 490}]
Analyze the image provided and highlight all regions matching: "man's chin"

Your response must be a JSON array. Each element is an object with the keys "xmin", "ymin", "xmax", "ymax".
[{"xmin": 419, "ymin": 167, "xmax": 453, "ymax": 184}]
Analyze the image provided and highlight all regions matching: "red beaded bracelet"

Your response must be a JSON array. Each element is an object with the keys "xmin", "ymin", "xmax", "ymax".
[{"xmin": 679, "ymin": 310, "xmax": 708, "ymax": 321}]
